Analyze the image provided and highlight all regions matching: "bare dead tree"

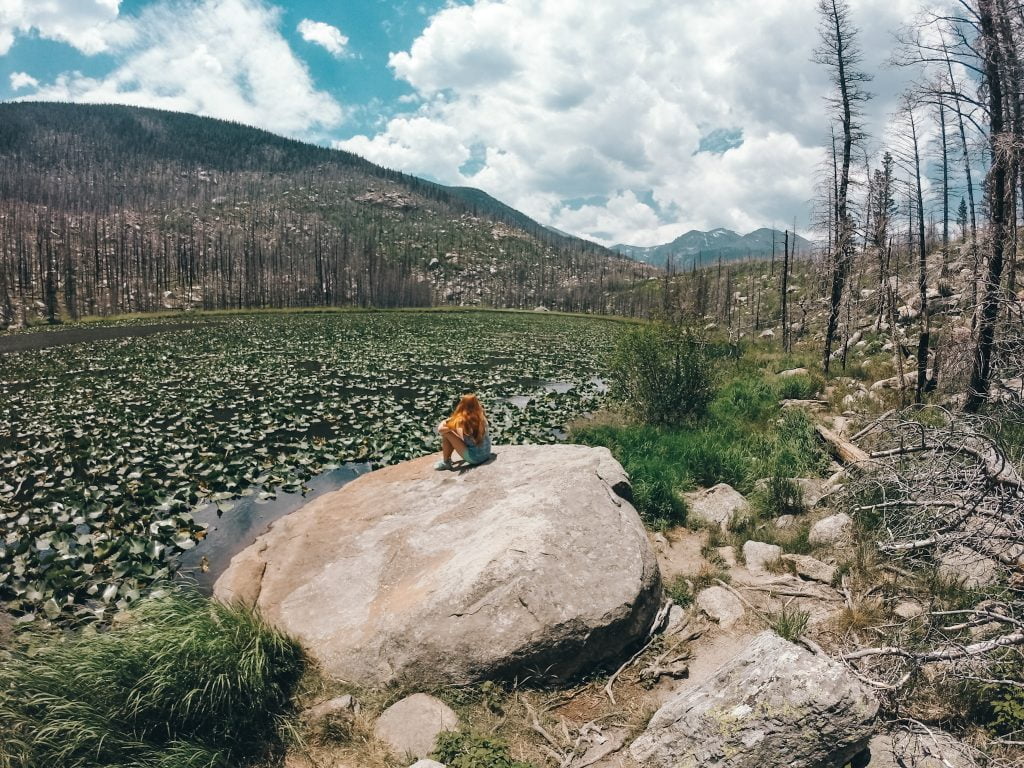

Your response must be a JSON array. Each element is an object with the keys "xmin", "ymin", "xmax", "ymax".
[{"xmin": 815, "ymin": 0, "xmax": 873, "ymax": 376}]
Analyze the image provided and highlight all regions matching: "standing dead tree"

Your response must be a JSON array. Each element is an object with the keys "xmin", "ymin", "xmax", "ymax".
[{"xmin": 815, "ymin": 0, "xmax": 873, "ymax": 376}]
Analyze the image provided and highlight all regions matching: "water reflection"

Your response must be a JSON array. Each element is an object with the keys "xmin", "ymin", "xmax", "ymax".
[{"xmin": 178, "ymin": 462, "xmax": 371, "ymax": 591}]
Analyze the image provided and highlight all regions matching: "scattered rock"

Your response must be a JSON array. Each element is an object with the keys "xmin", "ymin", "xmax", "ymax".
[
  {"xmin": 774, "ymin": 514, "xmax": 797, "ymax": 530},
  {"xmin": 937, "ymin": 546, "xmax": 999, "ymax": 588},
  {"xmin": 215, "ymin": 445, "xmax": 662, "ymax": 685},
  {"xmin": 742, "ymin": 540, "xmax": 782, "ymax": 573},
  {"xmin": 629, "ymin": 631, "xmax": 878, "ymax": 768},
  {"xmin": 534, "ymin": 305, "xmax": 549, "ymax": 312},
  {"xmin": 409, "ymin": 761, "xmax": 447, "ymax": 768},
  {"xmin": 781, "ymin": 553, "xmax": 836, "ymax": 584},
  {"xmin": 664, "ymin": 603, "xmax": 689, "ymax": 636},
  {"xmin": 870, "ymin": 371, "xmax": 930, "ymax": 391},
  {"xmin": 301, "ymin": 694, "xmax": 360, "ymax": 728},
  {"xmin": 893, "ymin": 600, "xmax": 925, "ymax": 620},
  {"xmin": 373, "ymin": 694, "xmax": 458, "ymax": 759},
  {"xmin": 808, "ymin": 512, "xmax": 854, "ymax": 546},
  {"xmin": 759, "ymin": 329, "xmax": 775, "ymax": 339},
  {"xmin": 696, "ymin": 586, "xmax": 744, "ymax": 628},
  {"xmin": 716, "ymin": 545, "xmax": 738, "ymax": 567},
  {"xmin": 681, "ymin": 483, "xmax": 750, "ymax": 531},
  {"xmin": 864, "ymin": 729, "xmax": 979, "ymax": 768},
  {"xmin": 777, "ymin": 367, "xmax": 808, "ymax": 377}
]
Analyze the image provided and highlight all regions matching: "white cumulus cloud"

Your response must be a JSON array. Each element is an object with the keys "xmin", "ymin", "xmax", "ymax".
[
  {"xmin": 0, "ymin": 0, "xmax": 134, "ymax": 55},
  {"xmin": 18, "ymin": 0, "xmax": 342, "ymax": 139},
  {"xmin": 297, "ymin": 18, "xmax": 349, "ymax": 58},
  {"xmin": 338, "ymin": 0, "xmax": 921, "ymax": 246},
  {"xmin": 8, "ymin": 70, "xmax": 38, "ymax": 90}
]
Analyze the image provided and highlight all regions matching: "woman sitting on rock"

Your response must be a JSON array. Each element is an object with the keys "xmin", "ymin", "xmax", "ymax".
[{"xmin": 436, "ymin": 394, "xmax": 492, "ymax": 470}]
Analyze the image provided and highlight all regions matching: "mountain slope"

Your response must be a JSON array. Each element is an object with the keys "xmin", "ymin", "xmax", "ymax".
[
  {"xmin": 613, "ymin": 227, "xmax": 813, "ymax": 268},
  {"xmin": 0, "ymin": 102, "xmax": 650, "ymax": 325}
]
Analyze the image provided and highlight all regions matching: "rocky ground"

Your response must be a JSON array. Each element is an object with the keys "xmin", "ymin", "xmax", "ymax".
[{"xmin": 210, "ymin": 400, "xmax": 1020, "ymax": 768}]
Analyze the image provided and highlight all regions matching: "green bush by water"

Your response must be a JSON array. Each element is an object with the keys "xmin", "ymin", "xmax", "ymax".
[
  {"xmin": 609, "ymin": 324, "xmax": 716, "ymax": 424},
  {"xmin": 0, "ymin": 589, "xmax": 305, "ymax": 768}
]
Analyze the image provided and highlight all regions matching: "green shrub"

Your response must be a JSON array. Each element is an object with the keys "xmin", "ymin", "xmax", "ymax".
[
  {"xmin": 0, "ymin": 588, "xmax": 305, "ymax": 768},
  {"xmin": 432, "ymin": 731, "xmax": 533, "ymax": 768},
  {"xmin": 990, "ymin": 683, "xmax": 1024, "ymax": 735},
  {"xmin": 772, "ymin": 373, "xmax": 823, "ymax": 401},
  {"xmin": 664, "ymin": 574, "xmax": 694, "ymax": 607},
  {"xmin": 768, "ymin": 606, "xmax": 810, "ymax": 641},
  {"xmin": 756, "ymin": 475, "xmax": 804, "ymax": 518},
  {"xmin": 609, "ymin": 324, "xmax": 716, "ymax": 424}
]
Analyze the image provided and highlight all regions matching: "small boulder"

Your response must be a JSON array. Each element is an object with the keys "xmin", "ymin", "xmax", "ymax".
[
  {"xmin": 373, "ymin": 694, "xmax": 458, "ymax": 759},
  {"xmin": 696, "ymin": 586, "xmax": 744, "ymax": 628},
  {"xmin": 629, "ymin": 631, "xmax": 878, "ymax": 768},
  {"xmin": 781, "ymin": 553, "xmax": 836, "ymax": 584},
  {"xmin": 777, "ymin": 367, "xmax": 808, "ymax": 377},
  {"xmin": 759, "ymin": 328, "xmax": 775, "ymax": 339},
  {"xmin": 409, "ymin": 762, "xmax": 447, "ymax": 768},
  {"xmin": 716, "ymin": 545, "xmax": 738, "ymax": 567},
  {"xmin": 742, "ymin": 540, "xmax": 782, "ymax": 574},
  {"xmin": 808, "ymin": 512, "xmax": 854, "ymax": 546},
  {"xmin": 302, "ymin": 694, "xmax": 360, "ymax": 724},
  {"xmin": 682, "ymin": 483, "xmax": 750, "ymax": 531},
  {"xmin": 937, "ymin": 546, "xmax": 999, "ymax": 588},
  {"xmin": 774, "ymin": 514, "xmax": 797, "ymax": 530},
  {"xmin": 893, "ymin": 600, "xmax": 924, "ymax": 620},
  {"xmin": 864, "ymin": 729, "xmax": 978, "ymax": 768}
]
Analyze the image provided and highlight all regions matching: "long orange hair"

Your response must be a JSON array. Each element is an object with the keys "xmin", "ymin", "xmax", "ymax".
[{"xmin": 445, "ymin": 394, "xmax": 487, "ymax": 442}]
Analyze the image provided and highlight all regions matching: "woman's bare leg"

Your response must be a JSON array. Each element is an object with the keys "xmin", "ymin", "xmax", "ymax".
[{"xmin": 441, "ymin": 431, "xmax": 469, "ymax": 463}]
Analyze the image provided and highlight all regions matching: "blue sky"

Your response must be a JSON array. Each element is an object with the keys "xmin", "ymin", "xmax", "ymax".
[{"xmin": 0, "ymin": 0, "xmax": 933, "ymax": 246}]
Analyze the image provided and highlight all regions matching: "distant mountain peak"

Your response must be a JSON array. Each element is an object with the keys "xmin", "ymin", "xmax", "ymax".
[{"xmin": 611, "ymin": 227, "xmax": 812, "ymax": 268}]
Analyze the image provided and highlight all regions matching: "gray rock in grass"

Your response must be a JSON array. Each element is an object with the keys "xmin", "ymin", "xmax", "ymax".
[
  {"xmin": 374, "ymin": 694, "xmax": 458, "ymax": 759},
  {"xmin": 742, "ymin": 540, "xmax": 782, "ymax": 573},
  {"xmin": 682, "ymin": 483, "xmax": 750, "ymax": 531},
  {"xmin": 696, "ymin": 585, "xmax": 745, "ymax": 628},
  {"xmin": 808, "ymin": 512, "xmax": 854, "ymax": 546}
]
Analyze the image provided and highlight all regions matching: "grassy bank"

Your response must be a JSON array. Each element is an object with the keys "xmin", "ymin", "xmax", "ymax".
[
  {"xmin": 0, "ymin": 589, "xmax": 305, "ymax": 768},
  {"xmin": 572, "ymin": 351, "xmax": 830, "ymax": 529}
]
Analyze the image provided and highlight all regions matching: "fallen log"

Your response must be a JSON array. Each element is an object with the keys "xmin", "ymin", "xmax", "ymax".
[{"xmin": 815, "ymin": 424, "xmax": 871, "ymax": 466}]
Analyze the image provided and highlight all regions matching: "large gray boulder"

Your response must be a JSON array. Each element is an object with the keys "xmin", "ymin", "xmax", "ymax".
[
  {"xmin": 215, "ymin": 444, "xmax": 661, "ymax": 685},
  {"xmin": 629, "ymin": 631, "xmax": 878, "ymax": 768}
]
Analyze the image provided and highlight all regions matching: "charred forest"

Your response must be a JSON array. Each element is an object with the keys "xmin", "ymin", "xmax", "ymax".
[{"xmin": 0, "ymin": 102, "xmax": 655, "ymax": 325}]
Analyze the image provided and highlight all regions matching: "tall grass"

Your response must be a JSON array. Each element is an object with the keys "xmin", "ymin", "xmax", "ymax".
[
  {"xmin": 574, "ymin": 359, "xmax": 830, "ymax": 527},
  {"xmin": 0, "ymin": 589, "xmax": 305, "ymax": 768}
]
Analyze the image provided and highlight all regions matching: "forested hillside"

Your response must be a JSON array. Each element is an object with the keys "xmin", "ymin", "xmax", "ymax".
[{"xmin": 0, "ymin": 103, "xmax": 652, "ymax": 325}]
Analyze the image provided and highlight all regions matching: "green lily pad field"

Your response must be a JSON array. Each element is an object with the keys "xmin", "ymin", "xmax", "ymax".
[{"xmin": 0, "ymin": 310, "xmax": 624, "ymax": 624}]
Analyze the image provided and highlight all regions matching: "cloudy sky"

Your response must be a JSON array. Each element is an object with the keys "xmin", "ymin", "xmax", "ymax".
[{"xmin": 0, "ymin": 0, "xmax": 924, "ymax": 246}]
